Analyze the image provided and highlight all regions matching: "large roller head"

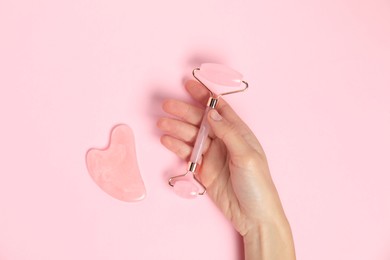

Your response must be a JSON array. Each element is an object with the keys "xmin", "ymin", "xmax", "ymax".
[{"xmin": 193, "ymin": 63, "xmax": 248, "ymax": 97}]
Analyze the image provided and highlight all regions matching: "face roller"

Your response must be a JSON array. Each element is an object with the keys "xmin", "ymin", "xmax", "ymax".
[{"xmin": 168, "ymin": 63, "xmax": 249, "ymax": 199}]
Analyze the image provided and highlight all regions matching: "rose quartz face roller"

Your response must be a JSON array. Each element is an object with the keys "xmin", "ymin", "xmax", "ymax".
[{"xmin": 168, "ymin": 63, "xmax": 249, "ymax": 199}]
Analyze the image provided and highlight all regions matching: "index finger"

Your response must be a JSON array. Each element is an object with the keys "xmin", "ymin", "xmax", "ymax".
[
  {"xmin": 185, "ymin": 80, "xmax": 250, "ymax": 131},
  {"xmin": 185, "ymin": 80, "xmax": 264, "ymax": 153}
]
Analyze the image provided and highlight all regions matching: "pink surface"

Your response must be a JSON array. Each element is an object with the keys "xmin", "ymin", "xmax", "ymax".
[
  {"xmin": 0, "ymin": 0, "xmax": 389, "ymax": 259},
  {"xmin": 86, "ymin": 124, "xmax": 146, "ymax": 202}
]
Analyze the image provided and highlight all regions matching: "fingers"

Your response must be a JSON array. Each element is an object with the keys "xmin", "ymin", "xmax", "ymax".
[
  {"xmin": 185, "ymin": 80, "xmax": 250, "ymax": 131},
  {"xmin": 186, "ymin": 80, "xmax": 264, "ymax": 154},
  {"xmin": 160, "ymin": 135, "xmax": 193, "ymax": 160},
  {"xmin": 160, "ymin": 135, "xmax": 211, "ymax": 161},
  {"xmin": 164, "ymin": 80, "xmax": 249, "ymax": 135},
  {"xmin": 162, "ymin": 99, "xmax": 204, "ymax": 126},
  {"xmin": 157, "ymin": 117, "xmax": 198, "ymax": 143},
  {"xmin": 158, "ymin": 117, "xmax": 212, "ymax": 159},
  {"xmin": 159, "ymin": 80, "xmax": 261, "ymax": 161},
  {"xmin": 184, "ymin": 80, "xmax": 211, "ymax": 105},
  {"xmin": 207, "ymin": 109, "xmax": 253, "ymax": 160}
]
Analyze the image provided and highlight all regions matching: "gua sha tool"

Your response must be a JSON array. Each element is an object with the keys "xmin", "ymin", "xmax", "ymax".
[
  {"xmin": 86, "ymin": 124, "xmax": 146, "ymax": 202},
  {"xmin": 168, "ymin": 63, "xmax": 249, "ymax": 199}
]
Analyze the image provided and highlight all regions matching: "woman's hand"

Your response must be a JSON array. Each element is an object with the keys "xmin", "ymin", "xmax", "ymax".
[{"xmin": 158, "ymin": 80, "xmax": 295, "ymax": 260}]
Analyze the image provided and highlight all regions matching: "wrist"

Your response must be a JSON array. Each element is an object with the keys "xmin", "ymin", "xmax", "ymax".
[{"xmin": 243, "ymin": 219, "xmax": 295, "ymax": 260}]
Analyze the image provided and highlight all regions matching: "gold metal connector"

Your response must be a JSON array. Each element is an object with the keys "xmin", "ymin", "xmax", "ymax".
[
  {"xmin": 207, "ymin": 97, "xmax": 218, "ymax": 108},
  {"xmin": 187, "ymin": 162, "xmax": 197, "ymax": 172}
]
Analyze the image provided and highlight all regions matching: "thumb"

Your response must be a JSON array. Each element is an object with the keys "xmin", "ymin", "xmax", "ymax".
[{"xmin": 208, "ymin": 109, "xmax": 250, "ymax": 159}]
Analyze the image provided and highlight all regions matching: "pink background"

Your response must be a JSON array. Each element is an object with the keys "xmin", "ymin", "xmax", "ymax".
[{"xmin": 1, "ymin": 0, "xmax": 389, "ymax": 259}]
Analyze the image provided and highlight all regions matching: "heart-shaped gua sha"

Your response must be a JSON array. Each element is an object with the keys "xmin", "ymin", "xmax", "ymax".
[{"xmin": 86, "ymin": 124, "xmax": 146, "ymax": 202}]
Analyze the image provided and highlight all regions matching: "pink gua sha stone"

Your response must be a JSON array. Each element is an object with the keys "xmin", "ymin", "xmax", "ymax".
[{"xmin": 86, "ymin": 124, "xmax": 146, "ymax": 202}]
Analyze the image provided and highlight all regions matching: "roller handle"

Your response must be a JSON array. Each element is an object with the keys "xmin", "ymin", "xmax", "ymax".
[{"xmin": 189, "ymin": 95, "xmax": 220, "ymax": 165}]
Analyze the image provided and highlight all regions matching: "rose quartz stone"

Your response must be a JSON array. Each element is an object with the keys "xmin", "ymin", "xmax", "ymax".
[
  {"xmin": 86, "ymin": 124, "xmax": 146, "ymax": 202},
  {"xmin": 173, "ymin": 180, "xmax": 199, "ymax": 199},
  {"xmin": 197, "ymin": 63, "xmax": 243, "ymax": 88}
]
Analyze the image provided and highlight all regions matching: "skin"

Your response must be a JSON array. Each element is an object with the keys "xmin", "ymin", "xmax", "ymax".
[{"xmin": 157, "ymin": 80, "xmax": 296, "ymax": 260}]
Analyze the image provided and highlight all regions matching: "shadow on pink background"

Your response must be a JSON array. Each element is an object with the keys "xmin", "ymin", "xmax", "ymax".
[{"xmin": 0, "ymin": 0, "xmax": 389, "ymax": 259}]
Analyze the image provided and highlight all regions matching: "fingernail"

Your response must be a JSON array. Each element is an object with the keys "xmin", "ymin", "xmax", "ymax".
[{"xmin": 210, "ymin": 110, "xmax": 222, "ymax": 121}]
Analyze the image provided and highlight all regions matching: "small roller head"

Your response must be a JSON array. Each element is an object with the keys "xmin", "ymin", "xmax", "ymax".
[{"xmin": 173, "ymin": 180, "xmax": 199, "ymax": 199}]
